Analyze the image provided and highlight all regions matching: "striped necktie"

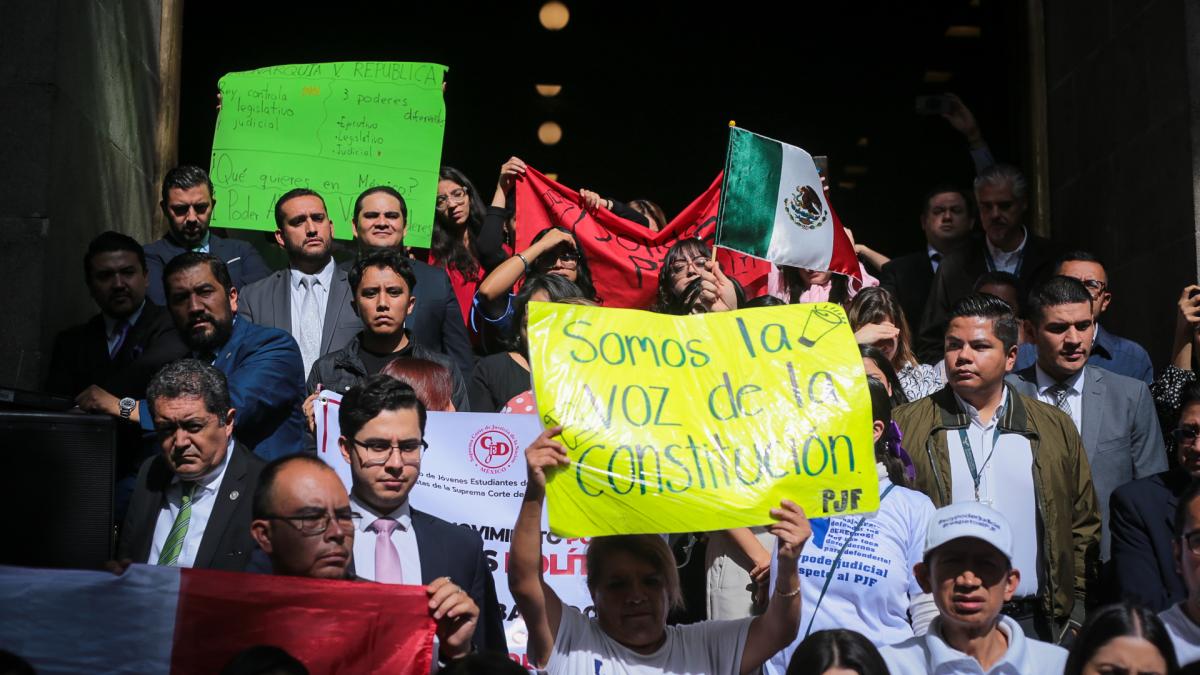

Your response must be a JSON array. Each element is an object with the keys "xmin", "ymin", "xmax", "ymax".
[
  {"xmin": 158, "ymin": 482, "xmax": 197, "ymax": 566},
  {"xmin": 1049, "ymin": 383, "xmax": 1072, "ymax": 418}
]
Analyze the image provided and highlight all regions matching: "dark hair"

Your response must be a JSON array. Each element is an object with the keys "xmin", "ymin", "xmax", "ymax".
[
  {"xmin": 1175, "ymin": 479, "xmax": 1200, "ymax": 538},
  {"xmin": 920, "ymin": 184, "xmax": 974, "ymax": 219},
  {"xmin": 1025, "ymin": 275, "xmax": 1093, "ymax": 325},
  {"xmin": 147, "ymin": 358, "xmax": 231, "ymax": 416},
  {"xmin": 868, "ymin": 376, "xmax": 909, "ymax": 487},
  {"xmin": 84, "ymin": 230, "xmax": 146, "ymax": 278},
  {"xmin": 339, "ymin": 375, "xmax": 427, "ymax": 443},
  {"xmin": 252, "ymin": 455, "xmax": 338, "ymax": 520},
  {"xmin": 439, "ymin": 652, "xmax": 528, "ymax": 675},
  {"xmin": 655, "ymin": 238, "xmax": 709, "ymax": 312},
  {"xmin": 744, "ymin": 294, "xmax": 787, "ymax": 308},
  {"xmin": 628, "ymin": 199, "xmax": 667, "ymax": 230},
  {"xmin": 274, "ymin": 188, "xmax": 325, "ymax": 228},
  {"xmin": 161, "ymin": 165, "xmax": 214, "ymax": 204},
  {"xmin": 352, "ymin": 185, "xmax": 408, "ymax": 223},
  {"xmin": 220, "ymin": 644, "xmax": 310, "ymax": 675},
  {"xmin": 509, "ymin": 273, "xmax": 586, "ymax": 353},
  {"xmin": 1056, "ymin": 249, "xmax": 1109, "ymax": 290},
  {"xmin": 431, "ymin": 167, "xmax": 482, "ymax": 281},
  {"xmin": 349, "ymin": 248, "xmax": 417, "ymax": 295},
  {"xmin": 848, "ymin": 286, "xmax": 918, "ymax": 368},
  {"xmin": 972, "ymin": 270, "xmax": 1021, "ymax": 294},
  {"xmin": 781, "ymin": 266, "xmax": 850, "ymax": 306},
  {"xmin": 861, "ymin": 345, "xmax": 908, "ymax": 407},
  {"xmin": 946, "ymin": 293, "xmax": 1020, "ymax": 352},
  {"xmin": 163, "ymin": 252, "xmax": 234, "ymax": 296},
  {"xmin": 380, "ymin": 358, "xmax": 454, "ymax": 412},
  {"xmin": 586, "ymin": 535, "xmax": 683, "ymax": 610},
  {"xmin": 0, "ymin": 649, "xmax": 37, "ymax": 675},
  {"xmin": 1064, "ymin": 603, "xmax": 1179, "ymax": 675},
  {"xmin": 785, "ymin": 629, "xmax": 889, "ymax": 675},
  {"xmin": 1182, "ymin": 381, "xmax": 1200, "ymax": 413},
  {"xmin": 529, "ymin": 227, "xmax": 597, "ymax": 300}
]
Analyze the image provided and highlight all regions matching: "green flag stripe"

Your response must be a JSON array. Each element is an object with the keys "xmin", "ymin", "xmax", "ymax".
[{"xmin": 719, "ymin": 128, "xmax": 782, "ymax": 256}]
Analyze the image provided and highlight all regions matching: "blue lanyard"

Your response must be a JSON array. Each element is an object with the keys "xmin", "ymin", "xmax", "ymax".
[
  {"xmin": 803, "ymin": 483, "xmax": 897, "ymax": 638},
  {"xmin": 958, "ymin": 425, "xmax": 1004, "ymax": 501}
]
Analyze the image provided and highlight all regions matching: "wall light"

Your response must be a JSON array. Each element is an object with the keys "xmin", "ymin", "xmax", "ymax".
[
  {"xmin": 538, "ymin": 121, "xmax": 563, "ymax": 145},
  {"xmin": 539, "ymin": 2, "xmax": 569, "ymax": 30}
]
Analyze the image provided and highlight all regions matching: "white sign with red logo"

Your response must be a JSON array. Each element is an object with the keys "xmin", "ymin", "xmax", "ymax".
[{"xmin": 313, "ymin": 398, "xmax": 594, "ymax": 670}]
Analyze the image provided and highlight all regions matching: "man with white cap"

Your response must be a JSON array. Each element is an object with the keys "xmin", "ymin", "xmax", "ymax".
[{"xmin": 880, "ymin": 502, "xmax": 1068, "ymax": 674}]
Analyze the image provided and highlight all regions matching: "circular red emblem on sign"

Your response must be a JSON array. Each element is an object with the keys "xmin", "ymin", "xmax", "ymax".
[{"xmin": 469, "ymin": 426, "xmax": 520, "ymax": 474}]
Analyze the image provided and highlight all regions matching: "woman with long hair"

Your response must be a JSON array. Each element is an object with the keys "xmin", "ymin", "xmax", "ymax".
[
  {"xmin": 849, "ymin": 286, "xmax": 944, "ymax": 401},
  {"xmin": 1065, "ymin": 602, "xmax": 1179, "ymax": 675},
  {"xmin": 764, "ymin": 378, "xmax": 935, "ymax": 673},
  {"xmin": 653, "ymin": 238, "xmax": 742, "ymax": 314}
]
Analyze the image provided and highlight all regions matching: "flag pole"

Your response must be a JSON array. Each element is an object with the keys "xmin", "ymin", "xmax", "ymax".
[{"xmin": 714, "ymin": 120, "xmax": 736, "ymax": 261}]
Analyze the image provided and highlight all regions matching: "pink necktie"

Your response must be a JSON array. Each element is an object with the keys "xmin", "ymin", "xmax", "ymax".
[{"xmin": 369, "ymin": 517, "xmax": 403, "ymax": 583}]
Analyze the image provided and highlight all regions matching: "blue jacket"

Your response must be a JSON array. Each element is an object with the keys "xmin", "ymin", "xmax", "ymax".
[
  {"xmin": 145, "ymin": 233, "xmax": 271, "ymax": 305},
  {"xmin": 139, "ymin": 317, "xmax": 307, "ymax": 461}
]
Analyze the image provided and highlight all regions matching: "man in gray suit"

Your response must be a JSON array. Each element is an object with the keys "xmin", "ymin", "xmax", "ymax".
[
  {"xmin": 1006, "ymin": 275, "xmax": 1166, "ymax": 561},
  {"xmin": 239, "ymin": 188, "xmax": 360, "ymax": 379}
]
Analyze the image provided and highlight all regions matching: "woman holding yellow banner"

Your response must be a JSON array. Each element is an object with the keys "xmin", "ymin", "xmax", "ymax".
[{"xmin": 509, "ymin": 425, "xmax": 813, "ymax": 674}]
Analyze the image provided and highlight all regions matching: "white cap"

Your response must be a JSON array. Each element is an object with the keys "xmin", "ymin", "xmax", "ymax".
[{"xmin": 924, "ymin": 501, "xmax": 1014, "ymax": 562}]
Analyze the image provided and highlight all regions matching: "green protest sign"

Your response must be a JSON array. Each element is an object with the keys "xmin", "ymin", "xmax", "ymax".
[{"xmin": 208, "ymin": 62, "xmax": 447, "ymax": 247}]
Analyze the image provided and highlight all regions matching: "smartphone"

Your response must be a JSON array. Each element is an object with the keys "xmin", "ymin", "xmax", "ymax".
[
  {"xmin": 915, "ymin": 95, "xmax": 952, "ymax": 116},
  {"xmin": 813, "ymin": 155, "xmax": 829, "ymax": 177}
]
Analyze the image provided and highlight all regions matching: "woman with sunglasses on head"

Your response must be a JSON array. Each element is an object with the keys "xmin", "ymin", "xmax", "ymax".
[{"xmin": 653, "ymin": 238, "xmax": 742, "ymax": 314}]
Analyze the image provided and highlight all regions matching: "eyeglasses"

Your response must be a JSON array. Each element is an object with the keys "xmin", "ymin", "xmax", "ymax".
[
  {"xmin": 264, "ymin": 509, "xmax": 362, "ymax": 536},
  {"xmin": 1078, "ymin": 279, "xmax": 1108, "ymax": 297},
  {"xmin": 168, "ymin": 202, "xmax": 211, "ymax": 217},
  {"xmin": 1182, "ymin": 529, "xmax": 1200, "ymax": 556},
  {"xmin": 351, "ymin": 437, "xmax": 428, "ymax": 467},
  {"xmin": 669, "ymin": 256, "xmax": 710, "ymax": 275},
  {"xmin": 435, "ymin": 188, "xmax": 469, "ymax": 209},
  {"xmin": 537, "ymin": 250, "xmax": 578, "ymax": 267},
  {"xmin": 1172, "ymin": 427, "xmax": 1200, "ymax": 444}
]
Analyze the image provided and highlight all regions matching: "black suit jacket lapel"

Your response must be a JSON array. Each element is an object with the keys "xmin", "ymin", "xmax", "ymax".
[{"xmin": 194, "ymin": 445, "xmax": 249, "ymax": 569}]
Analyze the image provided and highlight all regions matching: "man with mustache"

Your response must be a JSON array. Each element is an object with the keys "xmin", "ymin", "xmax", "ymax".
[
  {"xmin": 238, "ymin": 188, "xmax": 361, "ymax": 378},
  {"xmin": 1006, "ymin": 275, "xmax": 1165, "ymax": 568},
  {"xmin": 917, "ymin": 165, "xmax": 1062, "ymax": 361},
  {"xmin": 143, "ymin": 165, "xmax": 270, "ymax": 306},
  {"xmin": 82, "ymin": 252, "xmax": 306, "ymax": 461},
  {"xmin": 249, "ymin": 453, "xmax": 483, "ymax": 667},
  {"xmin": 347, "ymin": 185, "xmax": 475, "ymax": 381},
  {"xmin": 115, "ymin": 359, "xmax": 264, "ymax": 571},
  {"xmin": 894, "ymin": 293, "xmax": 1099, "ymax": 644}
]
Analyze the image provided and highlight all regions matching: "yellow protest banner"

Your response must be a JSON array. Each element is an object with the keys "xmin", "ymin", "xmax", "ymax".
[{"xmin": 528, "ymin": 302, "xmax": 878, "ymax": 537}]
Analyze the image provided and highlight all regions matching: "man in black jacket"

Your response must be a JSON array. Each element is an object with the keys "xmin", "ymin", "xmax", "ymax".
[{"xmin": 116, "ymin": 359, "xmax": 263, "ymax": 571}]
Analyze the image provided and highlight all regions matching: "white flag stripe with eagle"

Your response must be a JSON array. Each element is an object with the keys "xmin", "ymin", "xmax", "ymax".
[{"xmin": 719, "ymin": 127, "xmax": 835, "ymax": 271}]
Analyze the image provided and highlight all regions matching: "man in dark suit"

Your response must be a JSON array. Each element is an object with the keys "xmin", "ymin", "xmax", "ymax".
[
  {"xmin": 248, "ymin": 454, "xmax": 481, "ymax": 667},
  {"xmin": 1109, "ymin": 382, "xmax": 1200, "ymax": 611},
  {"xmin": 116, "ymin": 360, "xmax": 263, "ymax": 571},
  {"xmin": 334, "ymin": 375, "xmax": 505, "ymax": 654},
  {"xmin": 144, "ymin": 165, "xmax": 270, "ymax": 306},
  {"xmin": 239, "ymin": 188, "xmax": 360, "ymax": 378},
  {"xmin": 878, "ymin": 184, "xmax": 974, "ymax": 340},
  {"xmin": 1006, "ymin": 276, "xmax": 1166, "ymax": 563},
  {"xmin": 347, "ymin": 185, "xmax": 475, "ymax": 380},
  {"xmin": 916, "ymin": 164, "xmax": 1062, "ymax": 362},
  {"xmin": 79, "ymin": 253, "xmax": 307, "ymax": 461}
]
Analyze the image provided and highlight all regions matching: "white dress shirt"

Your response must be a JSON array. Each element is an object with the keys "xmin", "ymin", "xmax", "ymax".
[
  {"xmin": 927, "ymin": 244, "xmax": 943, "ymax": 273},
  {"xmin": 1034, "ymin": 364, "xmax": 1086, "ymax": 433},
  {"xmin": 946, "ymin": 390, "xmax": 1041, "ymax": 597},
  {"xmin": 288, "ymin": 257, "xmax": 336, "ymax": 341},
  {"xmin": 985, "ymin": 227, "xmax": 1027, "ymax": 274},
  {"xmin": 147, "ymin": 438, "xmax": 235, "ymax": 567},
  {"xmin": 350, "ymin": 494, "xmax": 423, "ymax": 584},
  {"xmin": 102, "ymin": 300, "xmax": 146, "ymax": 355}
]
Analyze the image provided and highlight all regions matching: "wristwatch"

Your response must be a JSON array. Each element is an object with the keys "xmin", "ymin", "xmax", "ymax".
[{"xmin": 118, "ymin": 397, "xmax": 136, "ymax": 419}]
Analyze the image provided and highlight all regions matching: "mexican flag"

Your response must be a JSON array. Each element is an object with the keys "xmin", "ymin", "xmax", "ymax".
[
  {"xmin": 717, "ymin": 126, "xmax": 860, "ymax": 279},
  {"xmin": 0, "ymin": 564, "xmax": 435, "ymax": 674}
]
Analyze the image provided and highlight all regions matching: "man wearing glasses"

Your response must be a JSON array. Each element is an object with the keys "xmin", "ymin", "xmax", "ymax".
[
  {"xmin": 144, "ymin": 165, "xmax": 270, "ymax": 306},
  {"xmin": 1012, "ymin": 251, "xmax": 1154, "ymax": 384},
  {"xmin": 115, "ymin": 359, "xmax": 264, "ymax": 571},
  {"xmin": 1159, "ymin": 477, "xmax": 1200, "ymax": 666},
  {"xmin": 1007, "ymin": 275, "xmax": 1166, "ymax": 565},
  {"xmin": 335, "ymin": 375, "xmax": 504, "ymax": 652},
  {"xmin": 1111, "ymin": 382, "xmax": 1200, "ymax": 611},
  {"xmin": 249, "ymin": 453, "xmax": 483, "ymax": 667}
]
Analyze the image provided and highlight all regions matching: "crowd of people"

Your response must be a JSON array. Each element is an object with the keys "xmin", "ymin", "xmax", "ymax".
[{"xmin": 21, "ymin": 92, "xmax": 1200, "ymax": 674}]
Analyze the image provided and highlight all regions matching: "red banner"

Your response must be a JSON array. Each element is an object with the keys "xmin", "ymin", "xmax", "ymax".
[
  {"xmin": 513, "ymin": 168, "xmax": 771, "ymax": 309},
  {"xmin": 172, "ymin": 568, "xmax": 434, "ymax": 674}
]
